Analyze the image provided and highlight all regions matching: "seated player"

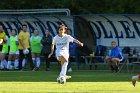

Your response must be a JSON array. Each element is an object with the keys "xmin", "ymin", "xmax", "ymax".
[{"xmin": 107, "ymin": 41, "xmax": 123, "ymax": 72}]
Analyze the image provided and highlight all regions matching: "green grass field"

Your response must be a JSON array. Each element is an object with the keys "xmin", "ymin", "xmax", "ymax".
[{"xmin": 0, "ymin": 70, "xmax": 140, "ymax": 93}]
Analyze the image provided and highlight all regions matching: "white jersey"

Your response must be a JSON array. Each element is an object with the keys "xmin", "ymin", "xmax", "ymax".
[{"xmin": 52, "ymin": 34, "xmax": 74, "ymax": 61}]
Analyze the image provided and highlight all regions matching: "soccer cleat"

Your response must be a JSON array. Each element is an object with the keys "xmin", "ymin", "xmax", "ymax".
[
  {"xmin": 57, "ymin": 77, "xmax": 60, "ymax": 84},
  {"xmin": 32, "ymin": 67, "xmax": 39, "ymax": 71},
  {"xmin": 20, "ymin": 67, "xmax": 26, "ymax": 71},
  {"xmin": 65, "ymin": 75, "xmax": 71, "ymax": 79},
  {"xmin": 132, "ymin": 76, "xmax": 137, "ymax": 87},
  {"xmin": 115, "ymin": 66, "xmax": 119, "ymax": 73}
]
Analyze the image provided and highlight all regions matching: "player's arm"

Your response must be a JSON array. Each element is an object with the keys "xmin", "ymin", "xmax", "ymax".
[
  {"xmin": 73, "ymin": 39, "xmax": 83, "ymax": 47},
  {"xmin": 18, "ymin": 33, "xmax": 25, "ymax": 49},
  {"xmin": 19, "ymin": 39, "xmax": 25, "ymax": 49},
  {"xmin": 16, "ymin": 41, "xmax": 19, "ymax": 45},
  {"xmin": 2, "ymin": 33, "xmax": 6, "ymax": 43},
  {"xmin": 15, "ymin": 36, "xmax": 19, "ymax": 45},
  {"xmin": 48, "ymin": 44, "xmax": 54, "ymax": 58},
  {"xmin": 29, "ymin": 38, "xmax": 31, "ymax": 47}
]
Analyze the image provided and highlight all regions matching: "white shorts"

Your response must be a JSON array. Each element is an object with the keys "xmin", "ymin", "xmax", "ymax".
[
  {"xmin": 55, "ymin": 50, "xmax": 69, "ymax": 62},
  {"xmin": 9, "ymin": 51, "xmax": 19, "ymax": 55}
]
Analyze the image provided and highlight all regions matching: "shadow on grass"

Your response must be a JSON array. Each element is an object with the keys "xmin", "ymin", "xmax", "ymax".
[{"xmin": 0, "ymin": 70, "xmax": 135, "ymax": 82}]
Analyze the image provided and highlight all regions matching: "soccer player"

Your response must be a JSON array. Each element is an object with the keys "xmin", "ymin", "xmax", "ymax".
[
  {"xmin": 107, "ymin": 41, "xmax": 123, "ymax": 72},
  {"xmin": 18, "ymin": 24, "xmax": 34, "ymax": 70},
  {"xmin": 41, "ymin": 29, "xmax": 52, "ymax": 71},
  {"xmin": 1, "ymin": 35, "xmax": 9, "ymax": 70},
  {"xmin": 132, "ymin": 74, "xmax": 140, "ymax": 87},
  {"xmin": 0, "ymin": 25, "xmax": 6, "ymax": 70},
  {"xmin": 30, "ymin": 29, "xmax": 42, "ymax": 71},
  {"xmin": 7, "ymin": 29, "xmax": 19, "ymax": 70},
  {"xmin": 48, "ymin": 24, "xmax": 83, "ymax": 81},
  {"xmin": 67, "ymin": 29, "xmax": 78, "ymax": 72}
]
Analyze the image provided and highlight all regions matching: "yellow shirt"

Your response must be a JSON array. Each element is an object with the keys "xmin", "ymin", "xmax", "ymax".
[
  {"xmin": 18, "ymin": 31, "xmax": 30, "ymax": 49},
  {"xmin": 0, "ymin": 31, "xmax": 6, "ymax": 45}
]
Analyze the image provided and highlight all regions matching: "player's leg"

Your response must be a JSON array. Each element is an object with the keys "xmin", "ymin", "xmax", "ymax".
[
  {"xmin": 68, "ymin": 56, "xmax": 72, "ymax": 72},
  {"xmin": 14, "ymin": 51, "xmax": 19, "ymax": 70},
  {"xmin": 132, "ymin": 74, "xmax": 140, "ymax": 87},
  {"xmin": 32, "ymin": 53, "xmax": 36, "ymax": 67},
  {"xmin": 56, "ymin": 56, "xmax": 71, "ymax": 83},
  {"xmin": 58, "ymin": 56, "xmax": 71, "ymax": 79},
  {"xmin": 26, "ymin": 48, "xmax": 34, "ymax": 70},
  {"xmin": 22, "ymin": 58, "xmax": 26, "ymax": 70},
  {"xmin": 45, "ymin": 53, "xmax": 50, "ymax": 71},
  {"xmin": 1, "ymin": 53, "xmax": 7, "ymax": 70},
  {"xmin": 111, "ymin": 58, "xmax": 120, "ymax": 72},
  {"xmin": 7, "ymin": 53, "xmax": 14, "ymax": 70},
  {"xmin": 107, "ymin": 58, "xmax": 114, "ymax": 72},
  {"xmin": 36, "ymin": 53, "xmax": 40, "ymax": 70},
  {"xmin": 32, "ymin": 53, "xmax": 40, "ymax": 71},
  {"xmin": 59, "ymin": 56, "xmax": 68, "ymax": 76},
  {"xmin": 18, "ymin": 49, "xmax": 24, "ymax": 70}
]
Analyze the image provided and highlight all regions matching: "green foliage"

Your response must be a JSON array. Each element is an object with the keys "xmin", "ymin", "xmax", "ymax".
[{"xmin": 0, "ymin": 0, "xmax": 140, "ymax": 14}]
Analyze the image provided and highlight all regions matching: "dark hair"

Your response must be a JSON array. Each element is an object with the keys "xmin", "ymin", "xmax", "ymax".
[
  {"xmin": 22, "ymin": 24, "xmax": 27, "ymax": 28},
  {"xmin": 34, "ymin": 29, "xmax": 39, "ymax": 32},
  {"xmin": 45, "ymin": 29, "xmax": 49, "ymax": 32},
  {"xmin": 111, "ymin": 41, "xmax": 116, "ymax": 44},
  {"xmin": 57, "ymin": 24, "xmax": 67, "ymax": 33},
  {"xmin": 12, "ymin": 29, "xmax": 18, "ymax": 35},
  {"xmin": 67, "ymin": 28, "xmax": 72, "ymax": 35}
]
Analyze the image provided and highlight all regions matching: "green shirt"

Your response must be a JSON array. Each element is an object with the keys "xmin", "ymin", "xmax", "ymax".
[
  {"xmin": 2, "ymin": 36, "xmax": 9, "ymax": 53},
  {"xmin": 30, "ymin": 35, "xmax": 42, "ymax": 53},
  {"xmin": 9, "ymin": 35, "xmax": 18, "ymax": 53}
]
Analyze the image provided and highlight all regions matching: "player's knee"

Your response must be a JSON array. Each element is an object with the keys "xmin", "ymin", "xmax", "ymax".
[{"xmin": 107, "ymin": 58, "xmax": 111, "ymax": 63}]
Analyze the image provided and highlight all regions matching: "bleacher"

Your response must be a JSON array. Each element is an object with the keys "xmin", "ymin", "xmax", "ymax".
[{"xmin": 73, "ymin": 46, "xmax": 140, "ymax": 72}]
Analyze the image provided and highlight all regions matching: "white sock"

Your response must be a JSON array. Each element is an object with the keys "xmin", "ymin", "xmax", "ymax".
[
  {"xmin": 22, "ymin": 59, "xmax": 26, "ymax": 68},
  {"xmin": 32, "ymin": 58, "xmax": 36, "ymax": 65},
  {"xmin": 7, "ymin": 61, "xmax": 11, "ymax": 69},
  {"xmin": 14, "ymin": 59, "xmax": 19, "ymax": 69},
  {"xmin": 4, "ymin": 60, "xmax": 7, "ymax": 68},
  {"xmin": 36, "ymin": 57, "xmax": 40, "ymax": 68},
  {"xmin": 10, "ymin": 62, "xmax": 13, "ymax": 69},
  {"xmin": 0, "ymin": 60, "xmax": 4, "ymax": 69},
  {"xmin": 60, "ymin": 62, "xmax": 68, "ymax": 76}
]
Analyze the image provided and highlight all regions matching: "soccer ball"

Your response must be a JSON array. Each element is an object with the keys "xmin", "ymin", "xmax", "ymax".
[
  {"xmin": 23, "ymin": 48, "xmax": 29, "ymax": 54},
  {"xmin": 57, "ymin": 76, "xmax": 66, "ymax": 84}
]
